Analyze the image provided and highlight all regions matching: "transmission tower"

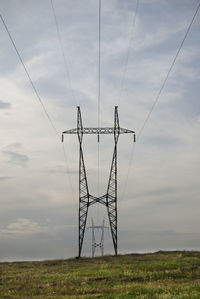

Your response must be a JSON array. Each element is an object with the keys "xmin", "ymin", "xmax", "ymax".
[
  {"xmin": 87, "ymin": 218, "xmax": 108, "ymax": 257},
  {"xmin": 62, "ymin": 106, "xmax": 135, "ymax": 257}
]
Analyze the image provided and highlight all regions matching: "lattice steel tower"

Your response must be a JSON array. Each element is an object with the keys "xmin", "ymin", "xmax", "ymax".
[
  {"xmin": 62, "ymin": 106, "xmax": 135, "ymax": 257},
  {"xmin": 87, "ymin": 218, "xmax": 108, "ymax": 257}
]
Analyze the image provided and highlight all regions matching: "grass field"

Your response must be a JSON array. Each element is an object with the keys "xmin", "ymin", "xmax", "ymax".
[{"xmin": 0, "ymin": 251, "xmax": 200, "ymax": 298}]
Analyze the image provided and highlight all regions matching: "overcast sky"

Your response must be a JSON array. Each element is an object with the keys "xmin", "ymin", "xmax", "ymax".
[{"xmin": 0, "ymin": 0, "xmax": 200, "ymax": 261}]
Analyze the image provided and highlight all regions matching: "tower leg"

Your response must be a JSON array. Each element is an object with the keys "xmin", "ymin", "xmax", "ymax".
[
  {"xmin": 92, "ymin": 218, "xmax": 95, "ymax": 257},
  {"xmin": 100, "ymin": 219, "xmax": 105, "ymax": 256},
  {"xmin": 106, "ymin": 146, "xmax": 117, "ymax": 255},
  {"xmin": 77, "ymin": 107, "xmax": 90, "ymax": 257},
  {"xmin": 106, "ymin": 106, "xmax": 119, "ymax": 255}
]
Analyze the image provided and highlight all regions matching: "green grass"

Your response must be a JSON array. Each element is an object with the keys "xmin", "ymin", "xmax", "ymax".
[{"xmin": 0, "ymin": 251, "xmax": 200, "ymax": 298}]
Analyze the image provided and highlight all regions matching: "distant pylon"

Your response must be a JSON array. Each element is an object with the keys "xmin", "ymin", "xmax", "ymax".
[
  {"xmin": 87, "ymin": 218, "xmax": 108, "ymax": 257},
  {"xmin": 62, "ymin": 106, "xmax": 136, "ymax": 257}
]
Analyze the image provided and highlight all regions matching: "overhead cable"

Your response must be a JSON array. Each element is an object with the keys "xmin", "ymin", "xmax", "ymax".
[
  {"xmin": 0, "ymin": 13, "xmax": 76, "ymax": 204},
  {"xmin": 121, "ymin": 1, "xmax": 200, "ymax": 201},
  {"xmin": 50, "ymin": 0, "xmax": 77, "ymax": 106},
  {"xmin": 138, "ymin": 1, "xmax": 200, "ymax": 138},
  {"xmin": 0, "ymin": 14, "xmax": 60, "ymax": 140},
  {"xmin": 97, "ymin": 0, "xmax": 101, "ymax": 220},
  {"xmin": 50, "ymin": 0, "xmax": 79, "ymax": 203},
  {"xmin": 62, "ymin": 142, "xmax": 76, "ymax": 203},
  {"xmin": 98, "ymin": 0, "xmax": 101, "ymax": 131},
  {"xmin": 97, "ymin": 0, "xmax": 101, "ymax": 186},
  {"xmin": 118, "ymin": 0, "xmax": 139, "ymax": 107}
]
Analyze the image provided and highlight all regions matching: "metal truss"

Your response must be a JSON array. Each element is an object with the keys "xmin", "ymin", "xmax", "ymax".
[
  {"xmin": 87, "ymin": 218, "xmax": 108, "ymax": 257},
  {"xmin": 62, "ymin": 106, "xmax": 135, "ymax": 257},
  {"xmin": 62, "ymin": 127, "xmax": 134, "ymax": 136}
]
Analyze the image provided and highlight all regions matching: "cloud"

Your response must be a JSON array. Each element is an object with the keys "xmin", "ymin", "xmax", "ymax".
[
  {"xmin": 132, "ymin": 187, "xmax": 176, "ymax": 199},
  {"xmin": 0, "ymin": 176, "xmax": 12, "ymax": 181},
  {"xmin": 0, "ymin": 0, "xmax": 199, "ymax": 260},
  {"xmin": 0, "ymin": 100, "xmax": 11, "ymax": 109},
  {"xmin": 0, "ymin": 218, "xmax": 48, "ymax": 236},
  {"xmin": 48, "ymin": 164, "xmax": 95, "ymax": 175},
  {"xmin": 4, "ymin": 142, "xmax": 22, "ymax": 149},
  {"xmin": 48, "ymin": 165, "xmax": 67, "ymax": 174},
  {"xmin": 142, "ymin": 134, "xmax": 183, "ymax": 147},
  {"xmin": 3, "ymin": 150, "xmax": 29, "ymax": 166}
]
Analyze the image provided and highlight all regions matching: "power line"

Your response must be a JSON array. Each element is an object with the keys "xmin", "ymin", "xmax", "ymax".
[
  {"xmin": 0, "ymin": 14, "xmax": 60, "ymax": 140},
  {"xmin": 120, "ymin": 142, "xmax": 136, "ymax": 201},
  {"xmin": 98, "ymin": 0, "xmax": 101, "ymax": 131},
  {"xmin": 0, "ymin": 13, "xmax": 76, "ymax": 205},
  {"xmin": 118, "ymin": 0, "xmax": 139, "ymax": 107},
  {"xmin": 62, "ymin": 142, "xmax": 76, "ymax": 204},
  {"xmin": 98, "ymin": 0, "xmax": 101, "ymax": 132},
  {"xmin": 50, "ymin": 0, "xmax": 77, "ymax": 106},
  {"xmin": 50, "ymin": 0, "xmax": 79, "ymax": 204},
  {"xmin": 121, "ymin": 1, "xmax": 200, "ymax": 200},
  {"xmin": 97, "ymin": 0, "xmax": 101, "ymax": 203},
  {"xmin": 138, "ymin": 1, "xmax": 200, "ymax": 138}
]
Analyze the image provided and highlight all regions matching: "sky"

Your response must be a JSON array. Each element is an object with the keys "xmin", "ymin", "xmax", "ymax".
[{"xmin": 0, "ymin": 0, "xmax": 200, "ymax": 261}]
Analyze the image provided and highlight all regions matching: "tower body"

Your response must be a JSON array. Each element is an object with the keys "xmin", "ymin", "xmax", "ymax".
[{"xmin": 62, "ymin": 107, "xmax": 135, "ymax": 257}]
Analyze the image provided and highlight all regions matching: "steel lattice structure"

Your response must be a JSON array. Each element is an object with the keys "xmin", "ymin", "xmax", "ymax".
[
  {"xmin": 62, "ymin": 106, "xmax": 135, "ymax": 257},
  {"xmin": 87, "ymin": 218, "xmax": 108, "ymax": 257}
]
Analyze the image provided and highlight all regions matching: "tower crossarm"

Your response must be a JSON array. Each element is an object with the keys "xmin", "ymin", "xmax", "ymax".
[{"xmin": 62, "ymin": 127, "xmax": 135, "ymax": 135}]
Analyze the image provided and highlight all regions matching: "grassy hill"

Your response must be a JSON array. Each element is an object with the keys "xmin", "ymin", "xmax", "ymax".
[{"xmin": 0, "ymin": 251, "xmax": 200, "ymax": 298}]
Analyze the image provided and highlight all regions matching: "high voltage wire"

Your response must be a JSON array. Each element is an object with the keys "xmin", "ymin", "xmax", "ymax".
[
  {"xmin": 50, "ymin": 0, "xmax": 79, "ymax": 204},
  {"xmin": 0, "ymin": 14, "xmax": 60, "ymax": 140},
  {"xmin": 0, "ymin": 13, "xmax": 76, "ymax": 205},
  {"xmin": 62, "ymin": 143, "xmax": 76, "ymax": 204},
  {"xmin": 117, "ymin": 0, "xmax": 139, "ymax": 199},
  {"xmin": 98, "ymin": 0, "xmax": 101, "ymax": 132},
  {"xmin": 120, "ymin": 143, "xmax": 136, "ymax": 201},
  {"xmin": 138, "ymin": 1, "xmax": 200, "ymax": 138},
  {"xmin": 118, "ymin": 0, "xmax": 140, "ymax": 107},
  {"xmin": 2, "ymin": 0, "xmax": 198, "ymax": 212},
  {"xmin": 97, "ymin": 0, "xmax": 101, "ymax": 223},
  {"xmin": 121, "ymin": 1, "xmax": 200, "ymax": 201},
  {"xmin": 117, "ymin": 0, "xmax": 139, "ymax": 203},
  {"xmin": 50, "ymin": 0, "xmax": 77, "ymax": 106}
]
